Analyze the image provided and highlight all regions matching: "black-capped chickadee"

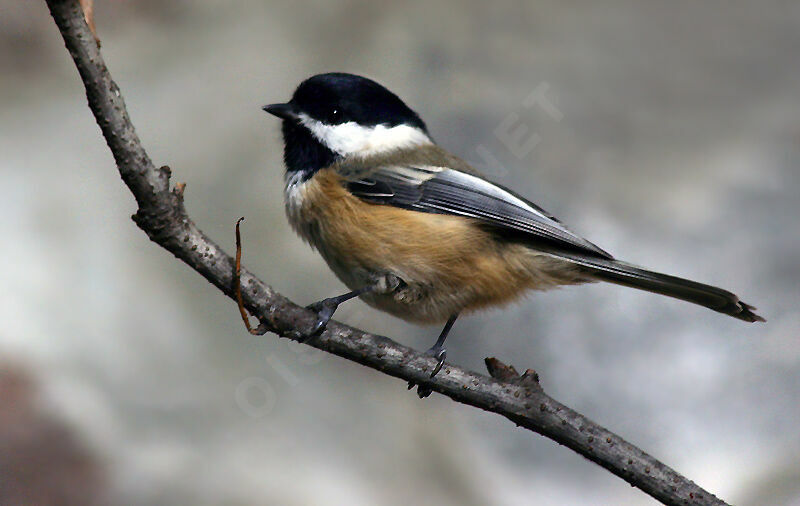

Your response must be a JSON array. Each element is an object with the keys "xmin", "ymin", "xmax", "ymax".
[{"xmin": 263, "ymin": 72, "xmax": 764, "ymax": 377}]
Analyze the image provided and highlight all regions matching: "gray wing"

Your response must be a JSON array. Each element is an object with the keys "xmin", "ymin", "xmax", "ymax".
[{"xmin": 346, "ymin": 164, "xmax": 613, "ymax": 259}]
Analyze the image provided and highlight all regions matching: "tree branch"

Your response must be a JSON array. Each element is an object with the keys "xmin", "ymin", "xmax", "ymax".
[{"xmin": 45, "ymin": 1, "xmax": 728, "ymax": 504}]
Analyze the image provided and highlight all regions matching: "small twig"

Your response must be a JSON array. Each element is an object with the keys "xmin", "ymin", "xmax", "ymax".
[
  {"xmin": 77, "ymin": 0, "xmax": 98, "ymax": 45},
  {"xmin": 485, "ymin": 357, "xmax": 542, "ymax": 390},
  {"xmin": 234, "ymin": 218, "xmax": 267, "ymax": 335}
]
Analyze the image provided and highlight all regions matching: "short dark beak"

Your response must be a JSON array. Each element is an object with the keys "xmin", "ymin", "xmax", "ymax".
[{"xmin": 262, "ymin": 102, "xmax": 300, "ymax": 121}]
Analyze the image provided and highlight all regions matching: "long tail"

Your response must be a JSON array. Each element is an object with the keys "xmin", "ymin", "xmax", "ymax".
[{"xmin": 555, "ymin": 253, "xmax": 765, "ymax": 322}]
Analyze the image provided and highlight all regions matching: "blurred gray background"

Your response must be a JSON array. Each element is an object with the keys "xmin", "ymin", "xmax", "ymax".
[{"xmin": 1, "ymin": 1, "xmax": 799, "ymax": 504}]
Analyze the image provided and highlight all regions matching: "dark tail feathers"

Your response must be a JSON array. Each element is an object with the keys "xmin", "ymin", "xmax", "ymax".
[{"xmin": 559, "ymin": 254, "xmax": 765, "ymax": 322}]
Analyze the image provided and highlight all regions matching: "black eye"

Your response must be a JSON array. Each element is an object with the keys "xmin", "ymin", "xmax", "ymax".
[{"xmin": 330, "ymin": 108, "xmax": 341, "ymax": 122}]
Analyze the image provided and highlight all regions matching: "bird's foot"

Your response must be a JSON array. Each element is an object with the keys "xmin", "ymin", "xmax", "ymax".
[
  {"xmin": 407, "ymin": 345, "xmax": 447, "ymax": 399},
  {"xmin": 303, "ymin": 297, "xmax": 340, "ymax": 339},
  {"xmin": 424, "ymin": 344, "xmax": 447, "ymax": 378}
]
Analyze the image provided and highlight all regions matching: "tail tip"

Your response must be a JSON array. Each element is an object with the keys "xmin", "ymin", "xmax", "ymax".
[{"xmin": 734, "ymin": 301, "xmax": 766, "ymax": 323}]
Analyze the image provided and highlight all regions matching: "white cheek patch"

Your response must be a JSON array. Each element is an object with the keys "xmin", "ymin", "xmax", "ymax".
[{"xmin": 298, "ymin": 113, "xmax": 432, "ymax": 157}]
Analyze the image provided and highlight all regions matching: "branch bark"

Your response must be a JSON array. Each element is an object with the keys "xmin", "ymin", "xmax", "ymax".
[{"xmin": 45, "ymin": 1, "xmax": 728, "ymax": 504}]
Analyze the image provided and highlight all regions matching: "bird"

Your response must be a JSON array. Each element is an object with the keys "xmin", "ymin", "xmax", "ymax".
[{"xmin": 262, "ymin": 72, "xmax": 764, "ymax": 378}]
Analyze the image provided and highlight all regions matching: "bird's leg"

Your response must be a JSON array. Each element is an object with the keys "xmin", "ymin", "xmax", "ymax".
[
  {"xmin": 424, "ymin": 313, "xmax": 459, "ymax": 378},
  {"xmin": 304, "ymin": 273, "xmax": 402, "ymax": 338}
]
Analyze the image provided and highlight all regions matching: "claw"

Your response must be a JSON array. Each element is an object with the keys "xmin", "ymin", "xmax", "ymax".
[
  {"xmin": 407, "ymin": 379, "xmax": 433, "ymax": 398},
  {"xmin": 307, "ymin": 318, "xmax": 328, "ymax": 338},
  {"xmin": 304, "ymin": 298, "xmax": 338, "ymax": 338},
  {"xmin": 426, "ymin": 346, "xmax": 446, "ymax": 378},
  {"xmin": 416, "ymin": 384, "xmax": 433, "ymax": 398}
]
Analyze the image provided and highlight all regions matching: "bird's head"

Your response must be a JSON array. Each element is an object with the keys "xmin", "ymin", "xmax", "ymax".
[{"xmin": 264, "ymin": 73, "xmax": 431, "ymax": 175}]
